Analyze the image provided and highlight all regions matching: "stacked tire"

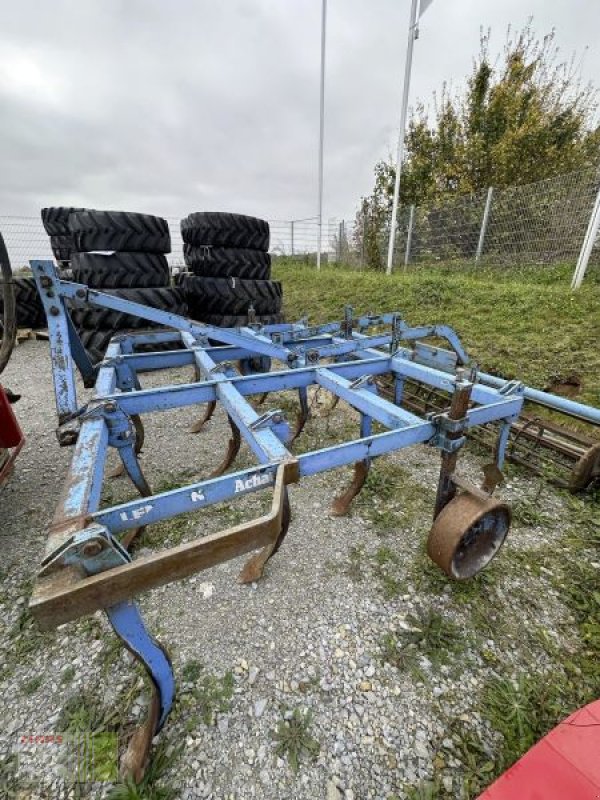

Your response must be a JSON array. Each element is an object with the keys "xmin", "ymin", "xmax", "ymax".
[
  {"xmin": 177, "ymin": 212, "xmax": 283, "ymax": 327},
  {"xmin": 0, "ymin": 276, "xmax": 46, "ymax": 330},
  {"xmin": 41, "ymin": 206, "xmax": 87, "ymax": 273},
  {"xmin": 66, "ymin": 210, "xmax": 187, "ymax": 364}
]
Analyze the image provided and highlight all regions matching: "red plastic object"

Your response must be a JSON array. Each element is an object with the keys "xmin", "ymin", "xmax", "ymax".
[
  {"xmin": 478, "ymin": 699, "xmax": 600, "ymax": 799},
  {"xmin": 0, "ymin": 384, "xmax": 25, "ymax": 486},
  {"xmin": 0, "ymin": 384, "xmax": 23, "ymax": 448}
]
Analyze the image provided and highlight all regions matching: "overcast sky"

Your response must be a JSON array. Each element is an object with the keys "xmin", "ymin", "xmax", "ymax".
[{"xmin": 0, "ymin": 0, "xmax": 598, "ymax": 222}]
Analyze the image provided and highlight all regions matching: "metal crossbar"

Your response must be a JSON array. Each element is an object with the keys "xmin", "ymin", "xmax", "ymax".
[{"xmin": 27, "ymin": 260, "xmax": 599, "ymax": 780}]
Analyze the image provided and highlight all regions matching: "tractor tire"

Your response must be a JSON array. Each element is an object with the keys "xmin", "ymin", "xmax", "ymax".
[
  {"xmin": 41, "ymin": 207, "xmax": 87, "ymax": 236},
  {"xmin": 77, "ymin": 327, "xmax": 182, "ymax": 364},
  {"xmin": 191, "ymin": 312, "xmax": 285, "ymax": 328},
  {"xmin": 69, "ymin": 210, "xmax": 171, "ymax": 254},
  {"xmin": 77, "ymin": 329, "xmax": 115, "ymax": 364},
  {"xmin": 69, "ymin": 287, "xmax": 186, "ymax": 331},
  {"xmin": 179, "ymin": 275, "xmax": 282, "ymax": 316},
  {"xmin": 0, "ymin": 277, "xmax": 46, "ymax": 329},
  {"xmin": 71, "ymin": 252, "xmax": 170, "ymax": 289},
  {"xmin": 51, "ymin": 234, "xmax": 73, "ymax": 263},
  {"xmin": 183, "ymin": 245, "xmax": 271, "ymax": 280},
  {"xmin": 181, "ymin": 212, "xmax": 269, "ymax": 251}
]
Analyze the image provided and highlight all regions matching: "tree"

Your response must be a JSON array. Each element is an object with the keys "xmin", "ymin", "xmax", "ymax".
[{"xmin": 357, "ymin": 23, "xmax": 600, "ymax": 267}]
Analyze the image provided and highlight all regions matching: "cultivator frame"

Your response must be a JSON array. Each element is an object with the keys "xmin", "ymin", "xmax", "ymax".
[{"xmin": 28, "ymin": 260, "xmax": 599, "ymax": 779}]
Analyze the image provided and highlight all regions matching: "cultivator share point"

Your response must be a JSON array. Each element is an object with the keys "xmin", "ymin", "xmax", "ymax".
[{"xmin": 29, "ymin": 261, "xmax": 600, "ymax": 779}]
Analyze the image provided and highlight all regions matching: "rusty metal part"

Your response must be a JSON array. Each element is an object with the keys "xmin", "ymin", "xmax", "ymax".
[
  {"xmin": 120, "ymin": 678, "xmax": 160, "ymax": 781},
  {"xmin": 481, "ymin": 463, "xmax": 504, "ymax": 494},
  {"xmin": 330, "ymin": 459, "xmax": 370, "ymax": 516},
  {"xmin": 238, "ymin": 487, "xmax": 291, "ymax": 583},
  {"xmin": 569, "ymin": 443, "xmax": 600, "ymax": 492},
  {"xmin": 108, "ymin": 414, "xmax": 145, "ymax": 479},
  {"xmin": 433, "ymin": 375, "xmax": 473, "ymax": 518},
  {"xmin": 291, "ymin": 387, "xmax": 310, "ymax": 444},
  {"xmin": 427, "ymin": 491, "xmax": 511, "ymax": 579},
  {"xmin": 190, "ymin": 400, "xmax": 216, "ymax": 434},
  {"xmin": 208, "ymin": 415, "xmax": 241, "ymax": 478},
  {"xmin": 378, "ymin": 375, "xmax": 599, "ymax": 493}
]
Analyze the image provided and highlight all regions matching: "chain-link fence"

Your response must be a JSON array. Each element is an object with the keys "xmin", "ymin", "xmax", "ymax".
[
  {"xmin": 336, "ymin": 165, "xmax": 600, "ymax": 274},
  {"xmin": 0, "ymin": 214, "xmax": 341, "ymax": 271},
  {"xmin": 1, "ymin": 165, "xmax": 599, "ymax": 280}
]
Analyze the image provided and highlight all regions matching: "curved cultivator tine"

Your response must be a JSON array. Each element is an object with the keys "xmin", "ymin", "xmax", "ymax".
[
  {"xmin": 106, "ymin": 601, "xmax": 175, "ymax": 782},
  {"xmin": 208, "ymin": 416, "xmax": 241, "ymax": 478},
  {"xmin": 108, "ymin": 414, "xmax": 144, "ymax": 479},
  {"xmin": 291, "ymin": 387, "xmax": 310, "ymax": 444},
  {"xmin": 330, "ymin": 460, "xmax": 370, "ymax": 516},
  {"xmin": 190, "ymin": 400, "xmax": 217, "ymax": 434},
  {"xmin": 239, "ymin": 487, "xmax": 291, "ymax": 583}
]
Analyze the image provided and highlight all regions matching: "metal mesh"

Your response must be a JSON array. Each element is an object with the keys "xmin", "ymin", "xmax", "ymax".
[
  {"xmin": 483, "ymin": 167, "xmax": 600, "ymax": 265},
  {"xmin": 342, "ymin": 165, "xmax": 600, "ymax": 272}
]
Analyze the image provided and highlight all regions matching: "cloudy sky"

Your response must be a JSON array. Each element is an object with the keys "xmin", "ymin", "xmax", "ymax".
[{"xmin": 0, "ymin": 0, "xmax": 598, "ymax": 223}]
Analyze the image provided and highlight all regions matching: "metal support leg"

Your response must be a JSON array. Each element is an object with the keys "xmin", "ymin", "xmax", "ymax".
[
  {"xmin": 108, "ymin": 414, "xmax": 145, "ymax": 479},
  {"xmin": 481, "ymin": 419, "xmax": 511, "ymax": 493},
  {"xmin": 331, "ymin": 412, "xmax": 372, "ymax": 516},
  {"xmin": 209, "ymin": 415, "xmax": 241, "ymax": 477},
  {"xmin": 433, "ymin": 374, "xmax": 473, "ymax": 518},
  {"xmin": 190, "ymin": 400, "xmax": 217, "ymax": 434},
  {"xmin": 292, "ymin": 386, "xmax": 310, "ymax": 443},
  {"xmin": 394, "ymin": 375, "xmax": 405, "ymax": 406},
  {"xmin": 106, "ymin": 600, "xmax": 175, "ymax": 781}
]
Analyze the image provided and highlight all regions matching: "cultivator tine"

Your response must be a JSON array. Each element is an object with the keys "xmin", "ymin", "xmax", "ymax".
[
  {"xmin": 481, "ymin": 463, "xmax": 504, "ymax": 495},
  {"xmin": 256, "ymin": 392, "xmax": 270, "ymax": 406},
  {"xmin": 190, "ymin": 400, "xmax": 216, "ymax": 434},
  {"xmin": 118, "ymin": 440, "xmax": 152, "ymax": 498},
  {"xmin": 291, "ymin": 386, "xmax": 310, "ymax": 443},
  {"xmin": 208, "ymin": 415, "xmax": 241, "ymax": 478},
  {"xmin": 108, "ymin": 414, "xmax": 144, "ymax": 479},
  {"xmin": 106, "ymin": 601, "xmax": 175, "ymax": 782},
  {"xmin": 330, "ymin": 459, "xmax": 370, "ymax": 516},
  {"xmin": 239, "ymin": 487, "xmax": 291, "ymax": 583}
]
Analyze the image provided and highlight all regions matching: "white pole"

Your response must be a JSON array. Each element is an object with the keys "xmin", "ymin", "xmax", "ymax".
[
  {"xmin": 316, "ymin": 0, "xmax": 327, "ymax": 271},
  {"xmin": 386, "ymin": 0, "xmax": 419, "ymax": 275},
  {"xmin": 475, "ymin": 186, "xmax": 494, "ymax": 262},
  {"xmin": 571, "ymin": 184, "xmax": 600, "ymax": 289}
]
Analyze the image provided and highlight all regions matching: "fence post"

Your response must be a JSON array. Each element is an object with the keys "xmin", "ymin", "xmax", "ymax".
[
  {"xmin": 404, "ymin": 204, "xmax": 415, "ymax": 268},
  {"xmin": 475, "ymin": 187, "xmax": 494, "ymax": 262},
  {"xmin": 338, "ymin": 221, "xmax": 343, "ymax": 262},
  {"xmin": 571, "ymin": 184, "xmax": 600, "ymax": 289},
  {"xmin": 360, "ymin": 215, "xmax": 366, "ymax": 269},
  {"xmin": 291, "ymin": 221, "xmax": 295, "ymax": 256}
]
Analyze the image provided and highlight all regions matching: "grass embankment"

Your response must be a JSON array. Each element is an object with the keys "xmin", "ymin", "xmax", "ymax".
[{"xmin": 273, "ymin": 260, "xmax": 600, "ymax": 409}]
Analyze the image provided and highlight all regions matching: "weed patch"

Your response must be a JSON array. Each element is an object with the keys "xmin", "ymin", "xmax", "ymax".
[{"xmin": 271, "ymin": 708, "xmax": 320, "ymax": 773}]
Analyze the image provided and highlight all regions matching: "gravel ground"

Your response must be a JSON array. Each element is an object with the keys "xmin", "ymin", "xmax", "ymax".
[{"xmin": 0, "ymin": 339, "xmax": 584, "ymax": 799}]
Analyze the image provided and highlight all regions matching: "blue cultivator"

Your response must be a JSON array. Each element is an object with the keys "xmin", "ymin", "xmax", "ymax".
[{"xmin": 29, "ymin": 261, "xmax": 600, "ymax": 779}]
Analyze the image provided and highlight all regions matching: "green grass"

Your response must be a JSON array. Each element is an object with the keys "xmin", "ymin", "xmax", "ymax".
[
  {"xmin": 380, "ymin": 609, "xmax": 463, "ymax": 678},
  {"xmin": 273, "ymin": 260, "xmax": 600, "ymax": 412},
  {"xmin": 271, "ymin": 708, "xmax": 320, "ymax": 773}
]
